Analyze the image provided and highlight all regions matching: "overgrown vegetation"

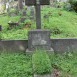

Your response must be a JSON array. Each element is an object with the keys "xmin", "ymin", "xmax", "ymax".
[
  {"xmin": 50, "ymin": 52, "xmax": 77, "ymax": 77},
  {"xmin": 69, "ymin": 0, "xmax": 77, "ymax": 12},
  {"xmin": 32, "ymin": 50, "xmax": 51, "ymax": 75},
  {"xmin": 0, "ymin": 6, "xmax": 77, "ymax": 39},
  {"xmin": 0, "ymin": 53, "xmax": 32, "ymax": 77},
  {"xmin": 0, "ymin": 51, "xmax": 77, "ymax": 76}
]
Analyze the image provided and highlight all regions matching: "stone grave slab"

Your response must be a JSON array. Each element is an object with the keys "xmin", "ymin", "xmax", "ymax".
[{"xmin": 28, "ymin": 29, "xmax": 51, "ymax": 51}]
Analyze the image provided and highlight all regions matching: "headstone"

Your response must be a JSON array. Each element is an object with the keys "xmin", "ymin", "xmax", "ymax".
[
  {"xmin": 22, "ymin": 11, "xmax": 26, "ymax": 16},
  {"xmin": 0, "ymin": 25, "xmax": 2, "ymax": 40},
  {"xmin": 0, "ymin": 25, "xmax": 2, "ymax": 31},
  {"xmin": 25, "ymin": 0, "xmax": 51, "ymax": 51},
  {"xmin": 19, "ymin": 17, "xmax": 26, "ymax": 23},
  {"xmin": 28, "ymin": 30, "xmax": 51, "ymax": 51},
  {"xmin": 30, "ymin": 7, "xmax": 35, "ymax": 20},
  {"xmin": 6, "ymin": 2, "xmax": 9, "ymax": 12}
]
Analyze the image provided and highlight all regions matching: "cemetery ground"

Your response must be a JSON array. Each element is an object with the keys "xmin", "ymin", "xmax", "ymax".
[
  {"xmin": 0, "ymin": 51, "xmax": 77, "ymax": 77},
  {"xmin": 0, "ymin": 7, "xmax": 77, "ymax": 40},
  {"xmin": 0, "ymin": 6, "xmax": 77, "ymax": 77}
]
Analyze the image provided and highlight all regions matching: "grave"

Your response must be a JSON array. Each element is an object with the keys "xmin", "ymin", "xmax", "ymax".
[
  {"xmin": 28, "ymin": 30, "xmax": 51, "ymax": 51},
  {"xmin": 30, "ymin": 7, "xmax": 35, "ymax": 20},
  {"xmin": 0, "ymin": 25, "xmax": 2, "ymax": 40},
  {"xmin": 8, "ymin": 22, "xmax": 19, "ymax": 29},
  {"xmin": 22, "ymin": 11, "xmax": 26, "ymax": 16},
  {"xmin": 25, "ymin": 0, "xmax": 51, "ymax": 51},
  {"xmin": 0, "ymin": 25, "xmax": 2, "ymax": 31}
]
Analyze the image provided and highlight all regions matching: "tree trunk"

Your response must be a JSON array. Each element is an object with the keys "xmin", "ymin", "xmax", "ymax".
[{"xmin": 18, "ymin": 0, "xmax": 23, "ymax": 10}]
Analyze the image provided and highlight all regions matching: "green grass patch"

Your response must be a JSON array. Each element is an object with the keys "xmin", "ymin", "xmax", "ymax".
[
  {"xmin": 0, "ymin": 53, "xmax": 32, "ymax": 77},
  {"xmin": 0, "ymin": 51, "xmax": 77, "ymax": 76},
  {"xmin": 32, "ymin": 50, "xmax": 51, "ymax": 75},
  {"xmin": 0, "ymin": 15, "xmax": 20, "ymax": 30},
  {"xmin": 42, "ymin": 7, "xmax": 77, "ymax": 38},
  {"xmin": 50, "ymin": 52, "xmax": 77, "ymax": 77}
]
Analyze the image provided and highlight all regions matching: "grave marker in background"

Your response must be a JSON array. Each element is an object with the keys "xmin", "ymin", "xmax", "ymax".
[
  {"xmin": 30, "ymin": 7, "xmax": 35, "ymax": 20},
  {"xmin": 0, "ymin": 25, "xmax": 2, "ymax": 40},
  {"xmin": 0, "ymin": 25, "xmax": 2, "ymax": 31}
]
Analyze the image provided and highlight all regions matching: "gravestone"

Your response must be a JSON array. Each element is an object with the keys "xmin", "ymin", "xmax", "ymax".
[
  {"xmin": 22, "ymin": 10, "xmax": 26, "ymax": 16},
  {"xmin": 19, "ymin": 17, "xmax": 26, "ymax": 23},
  {"xmin": 28, "ymin": 30, "xmax": 51, "ymax": 51},
  {"xmin": 30, "ymin": 7, "xmax": 35, "ymax": 20},
  {"xmin": 0, "ymin": 25, "xmax": 2, "ymax": 31},
  {"xmin": 0, "ymin": 25, "xmax": 2, "ymax": 40},
  {"xmin": 25, "ymin": 0, "xmax": 51, "ymax": 51}
]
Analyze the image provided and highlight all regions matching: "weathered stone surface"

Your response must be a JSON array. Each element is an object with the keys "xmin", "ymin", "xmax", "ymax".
[
  {"xmin": 25, "ymin": 0, "xmax": 50, "ymax": 6},
  {"xmin": 28, "ymin": 29, "xmax": 51, "ymax": 51},
  {"xmin": 34, "ymin": 74, "xmax": 51, "ymax": 77},
  {"xmin": 51, "ymin": 39, "xmax": 77, "ymax": 53},
  {"xmin": 30, "ymin": 7, "xmax": 35, "ymax": 20},
  {"xmin": 0, "ymin": 40, "xmax": 27, "ymax": 53},
  {"xmin": 1, "ymin": 39, "xmax": 77, "ymax": 53},
  {"xmin": 0, "ymin": 25, "xmax": 2, "ymax": 31}
]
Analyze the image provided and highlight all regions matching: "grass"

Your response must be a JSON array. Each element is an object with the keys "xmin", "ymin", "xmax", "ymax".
[
  {"xmin": 2, "ymin": 29, "xmax": 28, "ymax": 40},
  {"xmin": 0, "ymin": 15, "xmax": 20, "ymax": 30},
  {"xmin": 32, "ymin": 50, "xmax": 51, "ymax": 74},
  {"xmin": 49, "ymin": 52, "xmax": 77, "ymax": 77},
  {"xmin": 42, "ymin": 7, "xmax": 77, "ymax": 38},
  {"xmin": 0, "ymin": 52, "xmax": 77, "ymax": 77},
  {"xmin": 0, "ymin": 7, "xmax": 77, "ymax": 39},
  {"xmin": 0, "ymin": 53, "xmax": 32, "ymax": 77}
]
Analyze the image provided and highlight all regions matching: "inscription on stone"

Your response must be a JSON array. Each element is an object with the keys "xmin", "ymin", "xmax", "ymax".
[
  {"xmin": 28, "ymin": 30, "xmax": 51, "ymax": 51},
  {"xmin": 32, "ymin": 34, "xmax": 47, "ymax": 45}
]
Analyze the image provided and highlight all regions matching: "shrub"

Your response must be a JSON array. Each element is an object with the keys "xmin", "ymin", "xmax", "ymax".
[
  {"xmin": 51, "ymin": 27, "xmax": 62, "ymax": 35},
  {"xmin": 63, "ymin": 3, "xmax": 72, "ymax": 11},
  {"xmin": 69, "ymin": 0, "xmax": 77, "ymax": 12},
  {"xmin": 32, "ymin": 50, "xmax": 51, "ymax": 75}
]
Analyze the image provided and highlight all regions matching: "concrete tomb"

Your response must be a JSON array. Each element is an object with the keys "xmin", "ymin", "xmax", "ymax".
[{"xmin": 28, "ymin": 30, "xmax": 51, "ymax": 51}]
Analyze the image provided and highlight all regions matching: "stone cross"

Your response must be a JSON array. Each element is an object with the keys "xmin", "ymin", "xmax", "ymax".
[
  {"xmin": 25, "ymin": 0, "xmax": 50, "ymax": 29},
  {"xmin": 35, "ymin": 0, "xmax": 41, "ymax": 29},
  {"xmin": 25, "ymin": 0, "xmax": 51, "ymax": 51}
]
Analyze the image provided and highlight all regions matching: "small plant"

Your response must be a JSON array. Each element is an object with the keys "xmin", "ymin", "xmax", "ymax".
[
  {"xmin": 58, "ymin": 11, "xmax": 62, "ymax": 16},
  {"xmin": 51, "ymin": 27, "xmax": 62, "ymax": 35},
  {"xmin": 32, "ymin": 50, "xmax": 51, "ymax": 75},
  {"xmin": 23, "ymin": 19, "xmax": 32, "ymax": 28}
]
